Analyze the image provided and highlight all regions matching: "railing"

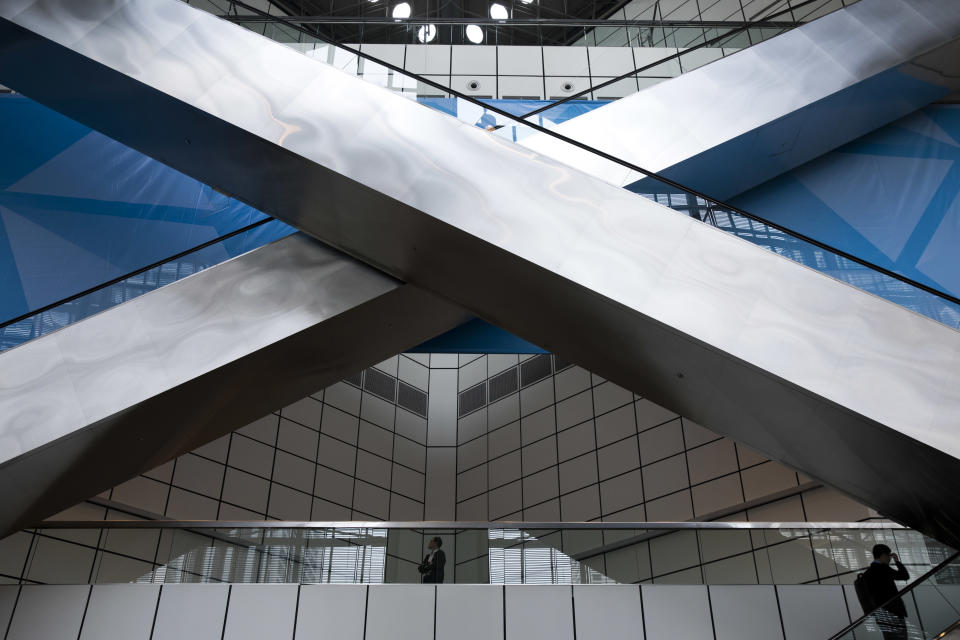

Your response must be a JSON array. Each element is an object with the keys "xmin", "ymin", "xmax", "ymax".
[
  {"xmin": 828, "ymin": 550, "xmax": 960, "ymax": 640},
  {"xmin": 0, "ymin": 218, "xmax": 292, "ymax": 353},
  {"xmin": 10, "ymin": 520, "xmax": 954, "ymax": 588}
]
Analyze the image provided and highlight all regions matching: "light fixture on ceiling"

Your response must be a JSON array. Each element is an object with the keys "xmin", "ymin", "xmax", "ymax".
[
  {"xmin": 465, "ymin": 24, "xmax": 484, "ymax": 43},
  {"xmin": 417, "ymin": 24, "xmax": 437, "ymax": 43},
  {"xmin": 489, "ymin": 3, "xmax": 508, "ymax": 19},
  {"xmin": 392, "ymin": 2, "xmax": 411, "ymax": 18},
  {"xmin": 519, "ymin": 0, "xmax": 534, "ymax": 4}
]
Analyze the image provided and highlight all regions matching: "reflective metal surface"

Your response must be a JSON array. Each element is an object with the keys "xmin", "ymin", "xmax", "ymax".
[
  {"xmin": 0, "ymin": 234, "xmax": 467, "ymax": 536},
  {"xmin": 3, "ymin": 0, "xmax": 960, "ymax": 547},
  {"xmin": 521, "ymin": 0, "xmax": 960, "ymax": 197}
]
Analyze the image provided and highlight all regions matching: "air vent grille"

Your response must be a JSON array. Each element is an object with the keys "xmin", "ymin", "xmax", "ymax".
[
  {"xmin": 364, "ymin": 367, "xmax": 397, "ymax": 403},
  {"xmin": 520, "ymin": 354, "xmax": 553, "ymax": 388},
  {"xmin": 458, "ymin": 383, "xmax": 487, "ymax": 417},
  {"xmin": 397, "ymin": 381, "xmax": 428, "ymax": 418},
  {"xmin": 343, "ymin": 371, "xmax": 363, "ymax": 388},
  {"xmin": 552, "ymin": 355, "xmax": 575, "ymax": 373},
  {"xmin": 488, "ymin": 367, "xmax": 519, "ymax": 403}
]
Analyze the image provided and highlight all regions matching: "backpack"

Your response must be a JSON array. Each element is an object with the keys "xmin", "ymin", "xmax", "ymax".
[{"xmin": 854, "ymin": 572, "xmax": 875, "ymax": 613}]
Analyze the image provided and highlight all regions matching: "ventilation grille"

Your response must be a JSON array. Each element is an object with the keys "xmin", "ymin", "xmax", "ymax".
[
  {"xmin": 343, "ymin": 371, "xmax": 363, "ymax": 388},
  {"xmin": 520, "ymin": 354, "xmax": 553, "ymax": 388},
  {"xmin": 552, "ymin": 355, "xmax": 575, "ymax": 373},
  {"xmin": 364, "ymin": 367, "xmax": 397, "ymax": 403},
  {"xmin": 397, "ymin": 381, "xmax": 428, "ymax": 418},
  {"xmin": 458, "ymin": 383, "xmax": 488, "ymax": 417},
  {"xmin": 488, "ymin": 367, "xmax": 519, "ymax": 403}
]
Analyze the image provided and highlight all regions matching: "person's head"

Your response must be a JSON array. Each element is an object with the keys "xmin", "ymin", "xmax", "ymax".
[
  {"xmin": 873, "ymin": 543, "xmax": 893, "ymax": 564},
  {"xmin": 428, "ymin": 536, "xmax": 443, "ymax": 551}
]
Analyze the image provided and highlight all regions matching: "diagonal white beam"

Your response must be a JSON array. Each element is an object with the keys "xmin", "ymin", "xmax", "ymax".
[{"xmin": 0, "ymin": 233, "xmax": 467, "ymax": 535}]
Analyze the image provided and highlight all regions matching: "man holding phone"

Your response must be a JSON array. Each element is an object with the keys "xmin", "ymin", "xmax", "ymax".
[{"xmin": 862, "ymin": 543, "xmax": 910, "ymax": 639}]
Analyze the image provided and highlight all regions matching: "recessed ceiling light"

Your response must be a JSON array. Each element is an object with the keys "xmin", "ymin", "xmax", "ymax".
[
  {"xmin": 392, "ymin": 2, "xmax": 411, "ymax": 18},
  {"xmin": 489, "ymin": 3, "xmax": 508, "ymax": 19},
  {"xmin": 465, "ymin": 24, "xmax": 483, "ymax": 43},
  {"xmin": 417, "ymin": 24, "xmax": 437, "ymax": 42}
]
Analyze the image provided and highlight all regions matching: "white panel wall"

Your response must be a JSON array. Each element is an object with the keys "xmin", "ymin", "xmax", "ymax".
[
  {"xmin": 504, "ymin": 585, "xmax": 574, "ymax": 640},
  {"xmin": 710, "ymin": 585, "xmax": 784, "ymax": 640},
  {"xmin": 222, "ymin": 585, "xmax": 298, "ymax": 640},
  {"xmin": 573, "ymin": 585, "xmax": 644, "ymax": 640},
  {"xmin": 152, "ymin": 584, "xmax": 229, "ymax": 640},
  {"xmin": 641, "ymin": 585, "xmax": 713, "ymax": 639},
  {"xmin": 777, "ymin": 585, "xmax": 851, "ymax": 640},
  {"xmin": 0, "ymin": 584, "xmax": 859, "ymax": 640},
  {"xmin": 365, "ymin": 585, "xmax": 435, "ymax": 640},
  {"xmin": 436, "ymin": 584, "xmax": 504, "ymax": 640},
  {"xmin": 295, "ymin": 585, "xmax": 367, "ymax": 640},
  {"xmin": 79, "ymin": 584, "xmax": 160, "ymax": 640}
]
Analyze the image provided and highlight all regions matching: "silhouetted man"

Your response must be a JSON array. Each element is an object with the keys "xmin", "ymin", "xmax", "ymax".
[
  {"xmin": 418, "ymin": 536, "xmax": 446, "ymax": 584},
  {"xmin": 862, "ymin": 543, "xmax": 910, "ymax": 640}
]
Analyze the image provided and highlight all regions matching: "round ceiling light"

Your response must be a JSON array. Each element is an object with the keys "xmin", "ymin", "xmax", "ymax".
[
  {"xmin": 489, "ymin": 3, "xmax": 508, "ymax": 19},
  {"xmin": 392, "ymin": 2, "xmax": 411, "ymax": 18},
  {"xmin": 417, "ymin": 24, "xmax": 437, "ymax": 43},
  {"xmin": 465, "ymin": 24, "xmax": 484, "ymax": 43}
]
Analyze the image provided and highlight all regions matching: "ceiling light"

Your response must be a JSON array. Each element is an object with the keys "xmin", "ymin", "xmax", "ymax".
[
  {"xmin": 417, "ymin": 24, "xmax": 437, "ymax": 43},
  {"xmin": 392, "ymin": 2, "xmax": 411, "ymax": 18},
  {"xmin": 489, "ymin": 3, "xmax": 508, "ymax": 19},
  {"xmin": 465, "ymin": 24, "xmax": 483, "ymax": 43}
]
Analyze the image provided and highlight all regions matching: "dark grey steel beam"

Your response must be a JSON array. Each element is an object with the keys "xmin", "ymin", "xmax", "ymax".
[
  {"xmin": 0, "ymin": 234, "xmax": 467, "ymax": 536},
  {"xmin": 2, "ymin": 0, "xmax": 960, "ymax": 548}
]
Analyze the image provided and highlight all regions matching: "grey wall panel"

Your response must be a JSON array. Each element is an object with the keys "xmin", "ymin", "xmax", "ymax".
[
  {"xmin": 366, "ymin": 585, "xmax": 434, "ymax": 640},
  {"xmin": 504, "ymin": 586, "xmax": 574, "ymax": 640},
  {"xmin": 152, "ymin": 584, "xmax": 229, "ymax": 640},
  {"xmin": 0, "ymin": 586, "xmax": 18, "ymax": 639},
  {"xmin": 425, "ymin": 448, "xmax": 457, "ymax": 520},
  {"xmin": 777, "ymin": 585, "xmax": 850, "ymax": 640},
  {"xmin": 709, "ymin": 585, "xmax": 783, "ymax": 640},
  {"xmin": 573, "ymin": 585, "xmax": 643, "ymax": 640},
  {"xmin": 428, "ymin": 369, "xmax": 458, "ymax": 446},
  {"xmin": 223, "ymin": 585, "xmax": 299, "ymax": 640},
  {"xmin": 641, "ymin": 585, "xmax": 713, "ymax": 640},
  {"xmin": 437, "ymin": 585, "xmax": 504, "ymax": 640},
  {"xmin": 79, "ymin": 584, "xmax": 159, "ymax": 640},
  {"xmin": 295, "ymin": 585, "xmax": 367, "ymax": 640},
  {"xmin": 7, "ymin": 584, "xmax": 89, "ymax": 640}
]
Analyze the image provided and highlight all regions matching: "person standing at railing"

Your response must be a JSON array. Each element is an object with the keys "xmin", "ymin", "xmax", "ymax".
[
  {"xmin": 860, "ymin": 544, "xmax": 910, "ymax": 640},
  {"xmin": 418, "ymin": 536, "xmax": 446, "ymax": 584}
]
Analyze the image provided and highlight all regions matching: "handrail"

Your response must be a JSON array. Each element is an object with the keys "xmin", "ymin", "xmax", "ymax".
[
  {"xmin": 34, "ymin": 519, "xmax": 904, "ymax": 530},
  {"xmin": 225, "ymin": 0, "xmax": 960, "ymax": 313},
  {"xmin": 221, "ymin": 16, "xmax": 804, "ymax": 28},
  {"xmin": 827, "ymin": 550, "xmax": 960, "ymax": 640},
  {"xmin": 0, "ymin": 216, "xmax": 276, "ymax": 332}
]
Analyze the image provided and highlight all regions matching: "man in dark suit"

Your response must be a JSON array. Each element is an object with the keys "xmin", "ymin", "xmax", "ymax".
[
  {"xmin": 419, "ymin": 536, "xmax": 446, "ymax": 584},
  {"xmin": 863, "ymin": 543, "xmax": 910, "ymax": 640}
]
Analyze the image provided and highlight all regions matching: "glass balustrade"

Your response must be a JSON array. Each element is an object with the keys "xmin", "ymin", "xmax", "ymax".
[{"xmin": 7, "ymin": 522, "xmax": 952, "ymax": 587}]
